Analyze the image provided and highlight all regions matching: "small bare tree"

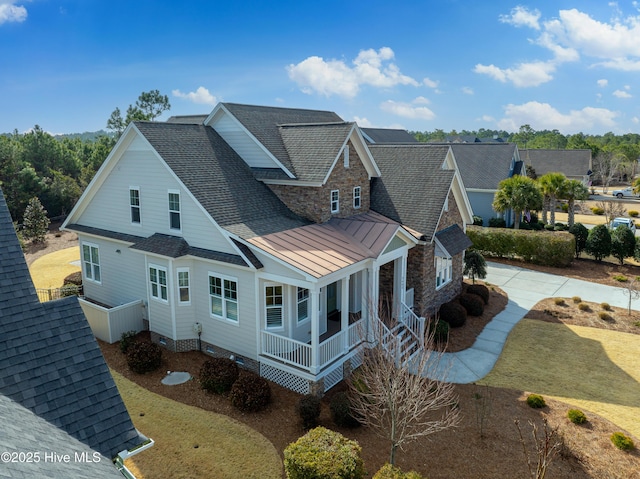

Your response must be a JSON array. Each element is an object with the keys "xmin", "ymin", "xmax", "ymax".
[
  {"xmin": 595, "ymin": 200, "xmax": 625, "ymax": 226},
  {"xmin": 622, "ymin": 278, "xmax": 640, "ymax": 315},
  {"xmin": 347, "ymin": 312, "xmax": 460, "ymax": 465},
  {"xmin": 515, "ymin": 418, "xmax": 562, "ymax": 479}
]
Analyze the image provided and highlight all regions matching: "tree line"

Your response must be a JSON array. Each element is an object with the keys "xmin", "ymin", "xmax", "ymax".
[{"xmin": 0, "ymin": 90, "xmax": 170, "ymax": 225}]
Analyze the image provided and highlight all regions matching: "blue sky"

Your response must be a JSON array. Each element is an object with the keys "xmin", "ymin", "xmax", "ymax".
[{"xmin": 1, "ymin": 1, "xmax": 639, "ymax": 136}]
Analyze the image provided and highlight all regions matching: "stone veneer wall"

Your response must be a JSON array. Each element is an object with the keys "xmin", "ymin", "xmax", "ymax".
[
  {"xmin": 407, "ymin": 190, "xmax": 466, "ymax": 317},
  {"xmin": 267, "ymin": 142, "xmax": 370, "ymax": 223}
]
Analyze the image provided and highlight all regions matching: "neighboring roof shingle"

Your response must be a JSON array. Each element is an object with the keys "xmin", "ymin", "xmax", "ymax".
[
  {"xmin": 361, "ymin": 127, "xmax": 417, "ymax": 144},
  {"xmin": 221, "ymin": 103, "xmax": 343, "ymax": 176},
  {"xmin": 134, "ymin": 121, "xmax": 310, "ymax": 238},
  {"xmin": 166, "ymin": 114, "xmax": 208, "ymax": 124},
  {"xmin": 369, "ymin": 144, "xmax": 455, "ymax": 241},
  {"xmin": 0, "ymin": 188, "xmax": 145, "ymax": 461},
  {"xmin": 520, "ymin": 149, "xmax": 592, "ymax": 177},
  {"xmin": 435, "ymin": 224, "xmax": 472, "ymax": 256},
  {"xmin": 447, "ymin": 143, "xmax": 518, "ymax": 190}
]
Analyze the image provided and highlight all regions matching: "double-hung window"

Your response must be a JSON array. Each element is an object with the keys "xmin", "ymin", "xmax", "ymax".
[
  {"xmin": 353, "ymin": 186, "xmax": 361, "ymax": 209},
  {"xmin": 177, "ymin": 268, "xmax": 190, "ymax": 304},
  {"xmin": 82, "ymin": 243, "xmax": 101, "ymax": 283},
  {"xmin": 209, "ymin": 274, "xmax": 238, "ymax": 322},
  {"xmin": 265, "ymin": 285, "xmax": 283, "ymax": 329},
  {"xmin": 297, "ymin": 287, "xmax": 309, "ymax": 323},
  {"xmin": 149, "ymin": 265, "xmax": 168, "ymax": 301},
  {"xmin": 130, "ymin": 187, "xmax": 141, "ymax": 224},
  {"xmin": 330, "ymin": 190, "xmax": 339, "ymax": 213},
  {"xmin": 168, "ymin": 191, "xmax": 181, "ymax": 230},
  {"xmin": 435, "ymin": 255, "xmax": 452, "ymax": 289}
]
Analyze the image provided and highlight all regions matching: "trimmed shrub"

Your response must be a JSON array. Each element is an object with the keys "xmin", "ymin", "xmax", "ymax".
[
  {"xmin": 611, "ymin": 225, "xmax": 636, "ymax": 265},
  {"xmin": 544, "ymin": 224, "xmax": 555, "ymax": 231},
  {"xmin": 126, "ymin": 341, "xmax": 162, "ymax": 374},
  {"xmin": 554, "ymin": 298, "xmax": 565, "ymax": 306},
  {"xmin": 283, "ymin": 427, "xmax": 365, "ymax": 479},
  {"xmin": 373, "ymin": 463, "xmax": 425, "ymax": 479},
  {"xmin": 199, "ymin": 358, "xmax": 239, "ymax": 395},
  {"xmin": 613, "ymin": 274, "xmax": 628, "ymax": 282},
  {"xmin": 472, "ymin": 215, "xmax": 483, "ymax": 226},
  {"xmin": 438, "ymin": 301, "xmax": 467, "ymax": 328},
  {"xmin": 601, "ymin": 302, "xmax": 611, "ymax": 311},
  {"xmin": 553, "ymin": 223, "xmax": 566, "ymax": 231},
  {"xmin": 119, "ymin": 330, "xmax": 138, "ymax": 354},
  {"xmin": 611, "ymin": 432, "xmax": 635, "ymax": 451},
  {"xmin": 567, "ymin": 409, "xmax": 587, "ymax": 425},
  {"xmin": 459, "ymin": 293, "xmax": 484, "ymax": 316},
  {"xmin": 466, "ymin": 283, "xmax": 490, "ymax": 304},
  {"xmin": 629, "ymin": 210, "xmax": 639, "ymax": 217},
  {"xmin": 591, "ymin": 206, "xmax": 604, "ymax": 215},
  {"xmin": 572, "ymin": 296, "xmax": 582, "ymax": 303},
  {"xmin": 585, "ymin": 224, "xmax": 611, "ymax": 262},
  {"xmin": 230, "ymin": 372, "xmax": 271, "ymax": 412},
  {"xmin": 432, "ymin": 319, "xmax": 449, "ymax": 343},
  {"xmin": 63, "ymin": 271, "xmax": 83, "ymax": 286},
  {"xmin": 488, "ymin": 217, "xmax": 506, "ymax": 228},
  {"xmin": 569, "ymin": 223, "xmax": 588, "ymax": 258},
  {"xmin": 577, "ymin": 303, "xmax": 590, "ymax": 311},
  {"xmin": 297, "ymin": 394, "xmax": 321, "ymax": 430},
  {"xmin": 330, "ymin": 391, "xmax": 361, "ymax": 428},
  {"xmin": 598, "ymin": 311, "xmax": 614, "ymax": 322},
  {"xmin": 526, "ymin": 393, "xmax": 546, "ymax": 409},
  {"xmin": 561, "ymin": 203, "xmax": 569, "ymax": 212}
]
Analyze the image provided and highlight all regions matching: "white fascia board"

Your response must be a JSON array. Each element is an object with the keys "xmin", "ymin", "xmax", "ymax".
[
  {"xmin": 62, "ymin": 124, "xmax": 138, "ymax": 230},
  {"xmin": 238, "ymin": 238, "xmax": 318, "ymax": 282},
  {"xmin": 466, "ymin": 188, "xmax": 498, "ymax": 193},
  {"xmin": 206, "ymin": 103, "xmax": 296, "ymax": 179},
  {"xmin": 73, "ymin": 230, "xmax": 138, "ymax": 246},
  {"xmin": 353, "ymin": 126, "xmax": 381, "ymax": 177}
]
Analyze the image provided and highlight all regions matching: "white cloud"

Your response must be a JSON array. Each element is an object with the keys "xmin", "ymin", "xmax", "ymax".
[
  {"xmin": 172, "ymin": 86, "xmax": 217, "ymax": 105},
  {"xmin": 380, "ymin": 98, "xmax": 435, "ymax": 120},
  {"xmin": 499, "ymin": 6, "xmax": 541, "ymax": 30},
  {"xmin": 462, "ymin": 87, "xmax": 474, "ymax": 95},
  {"xmin": 497, "ymin": 101, "xmax": 619, "ymax": 134},
  {"xmin": 613, "ymin": 89, "xmax": 632, "ymax": 98},
  {"xmin": 597, "ymin": 79, "xmax": 608, "ymax": 87},
  {"xmin": 287, "ymin": 47, "xmax": 419, "ymax": 98},
  {"xmin": 423, "ymin": 77, "xmax": 438, "ymax": 88},
  {"xmin": 353, "ymin": 116, "xmax": 374, "ymax": 128},
  {"xmin": 474, "ymin": 61, "xmax": 555, "ymax": 87},
  {"xmin": 632, "ymin": 116, "xmax": 639, "ymax": 124},
  {"xmin": 0, "ymin": 1, "xmax": 27, "ymax": 24},
  {"xmin": 478, "ymin": 115, "xmax": 495, "ymax": 123}
]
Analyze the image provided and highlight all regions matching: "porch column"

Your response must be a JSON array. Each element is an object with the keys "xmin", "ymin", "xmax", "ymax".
[
  {"xmin": 394, "ymin": 253, "xmax": 408, "ymax": 319},
  {"xmin": 341, "ymin": 276, "xmax": 350, "ymax": 352},
  {"xmin": 310, "ymin": 289, "xmax": 320, "ymax": 375},
  {"xmin": 371, "ymin": 265, "xmax": 380, "ymax": 320}
]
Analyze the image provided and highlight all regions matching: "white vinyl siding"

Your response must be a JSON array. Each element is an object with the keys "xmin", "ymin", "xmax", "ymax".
[
  {"xmin": 353, "ymin": 186, "xmax": 361, "ymax": 209},
  {"xmin": 435, "ymin": 255, "xmax": 452, "ymax": 289},
  {"xmin": 297, "ymin": 287, "xmax": 309, "ymax": 324},
  {"xmin": 82, "ymin": 242, "xmax": 101, "ymax": 283},
  {"xmin": 177, "ymin": 268, "xmax": 190, "ymax": 304},
  {"xmin": 265, "ymin": 284, "xmax": 283, "ymax": 329},
  {"xmin": 331, "ymin": 190, "xmax": 339, "ymax": 213},
  {"xmin": 149, "ymin": 265, "xmax": 168, "ymax": 302},
  {"xmin": 168, "ymin": 190, "xmax": 181, "ymax": 231},
  {"xmin": 209, "ymin": 274, "xmax": 238, "ymax": 323},
  {"xmin": 130, "ymin": 187, "xmax": 141, "ymax": 224}
]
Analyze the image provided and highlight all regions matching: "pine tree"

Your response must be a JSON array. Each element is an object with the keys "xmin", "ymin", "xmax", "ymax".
[{"xmin": 22, "ymin": 197, "xmax": 50, "ymax": 244}]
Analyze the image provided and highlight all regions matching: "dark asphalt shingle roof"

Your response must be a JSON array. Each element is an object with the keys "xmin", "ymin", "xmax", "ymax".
[
  {"xmin": 0, "ymin": 188, "xmax": 145, "ymax": 461},
  {"xmin": 279, "ymin": 122, "xmax": 353, "ymax": 182},
  {"xmin": 221, "ymin": 102, "xmax": 343, "ymax": 176},
  {"xmin": 166, "ymin": 114, "xmax": 208, "ymax": 124},
  {"xmin": 447, "ymin": 143, "xmax": 518, "ymax": 190},
  {"xmin": 520, "ymin": 149, "xmax": 592, "ymax": 177},
  {"xmin": 134, "ymin": 121, "xmax": 310, "ymax": 238},
  {"xmin": 435, "ymin": 224, "xmax": 473, "ymax": 256},
  {"xmin": 369, "ymin": 144, "xmax": 455, "ymax": 241},
  {"xmin": 361, "ymin": 127, "xmax": 417, "ymax": 144}
]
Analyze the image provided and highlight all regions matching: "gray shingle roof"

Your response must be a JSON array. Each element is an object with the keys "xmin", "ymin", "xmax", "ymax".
[
  {"xmin": 0, "ymin": 188, "xmax": 145, "ymax": 461},
  {"xmin": 0, "ymin": 395, "xmax": 123, "ymax": 478},
  {"xmin": 447, "ymin": 143, "xmax": 518, "ymax": 190},
  {"xmin": 435, "ymin": 224, "xmax": 472, "ymax": 256},
  {"xmin": 166, "ymin": 114, "xmax": 208, "ymax": 124},
  {"xmin": 520, "ymin": 149, "xmax": 592, "ymax": 177},
  {"xmin": 279, "ymin": 122, "xmax": 353, "ymax": 182},
  {"xmin": 221, "ymin": 102, "xmax": 343, "ymax": 176},
  {"xmin": 134, "ymin": 121, "xmax": 310, "ymax": 238},
  {"xmin": 369, "ymin": 144, "xmax": 455, "ymax": 241},
  {"xmin": 361, "ymin": 127, "xmax": 417, "ymax": 144}
]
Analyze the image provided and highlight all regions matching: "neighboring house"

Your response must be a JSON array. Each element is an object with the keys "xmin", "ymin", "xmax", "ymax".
[
  {"xmin": 443, "ymin": 135, "xmax": 506, "ymax": 143},
  {"xmin": 0, "ymin": 188, "xmax": 151, "ymax": 478},
  {"xmin": 444, "ymin": 143, "xmax": 524, "ymax": 226},
  {"xmin": 360, "ymin": 127, "xmax": 418, "ymax": 144},
  {"xmin": 520, "ymin": 149, "xmax": 592, "ymax": 185},
  {"xmin": 62, "ymin": 103, "xmax": 473, "ymax": 395}
]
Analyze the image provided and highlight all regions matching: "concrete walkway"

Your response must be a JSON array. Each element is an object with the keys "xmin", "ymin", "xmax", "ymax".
[{"xmin": 429, "ymin": 261, "xmax": 640, "ymax": 384}]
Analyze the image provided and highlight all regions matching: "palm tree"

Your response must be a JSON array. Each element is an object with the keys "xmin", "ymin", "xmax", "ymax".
[
  {"xmin": 492, "ymin": 176, "xmax": 543, "ymax": 229},
  {"xmin": 538, "ymin": 172, "xmax": 567, "ymax": 226},
  {"xmin": 563, "ymin": 179, "xmax": 589, "ymax": 227}
]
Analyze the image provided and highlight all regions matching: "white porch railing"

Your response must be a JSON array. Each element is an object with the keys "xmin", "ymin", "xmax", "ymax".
[
  {"xmin": 261, "ymin": 318, "xmax": 365, "ymax": 373},
  {"xmin": 399, "ymin": 301, "xmax": 425, "ymax": 347}
]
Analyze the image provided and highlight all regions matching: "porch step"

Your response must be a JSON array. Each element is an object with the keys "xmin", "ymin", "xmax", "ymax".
[{"xmin": 384, "ymin": 323, "xmax": 419, "ymax": 361}]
